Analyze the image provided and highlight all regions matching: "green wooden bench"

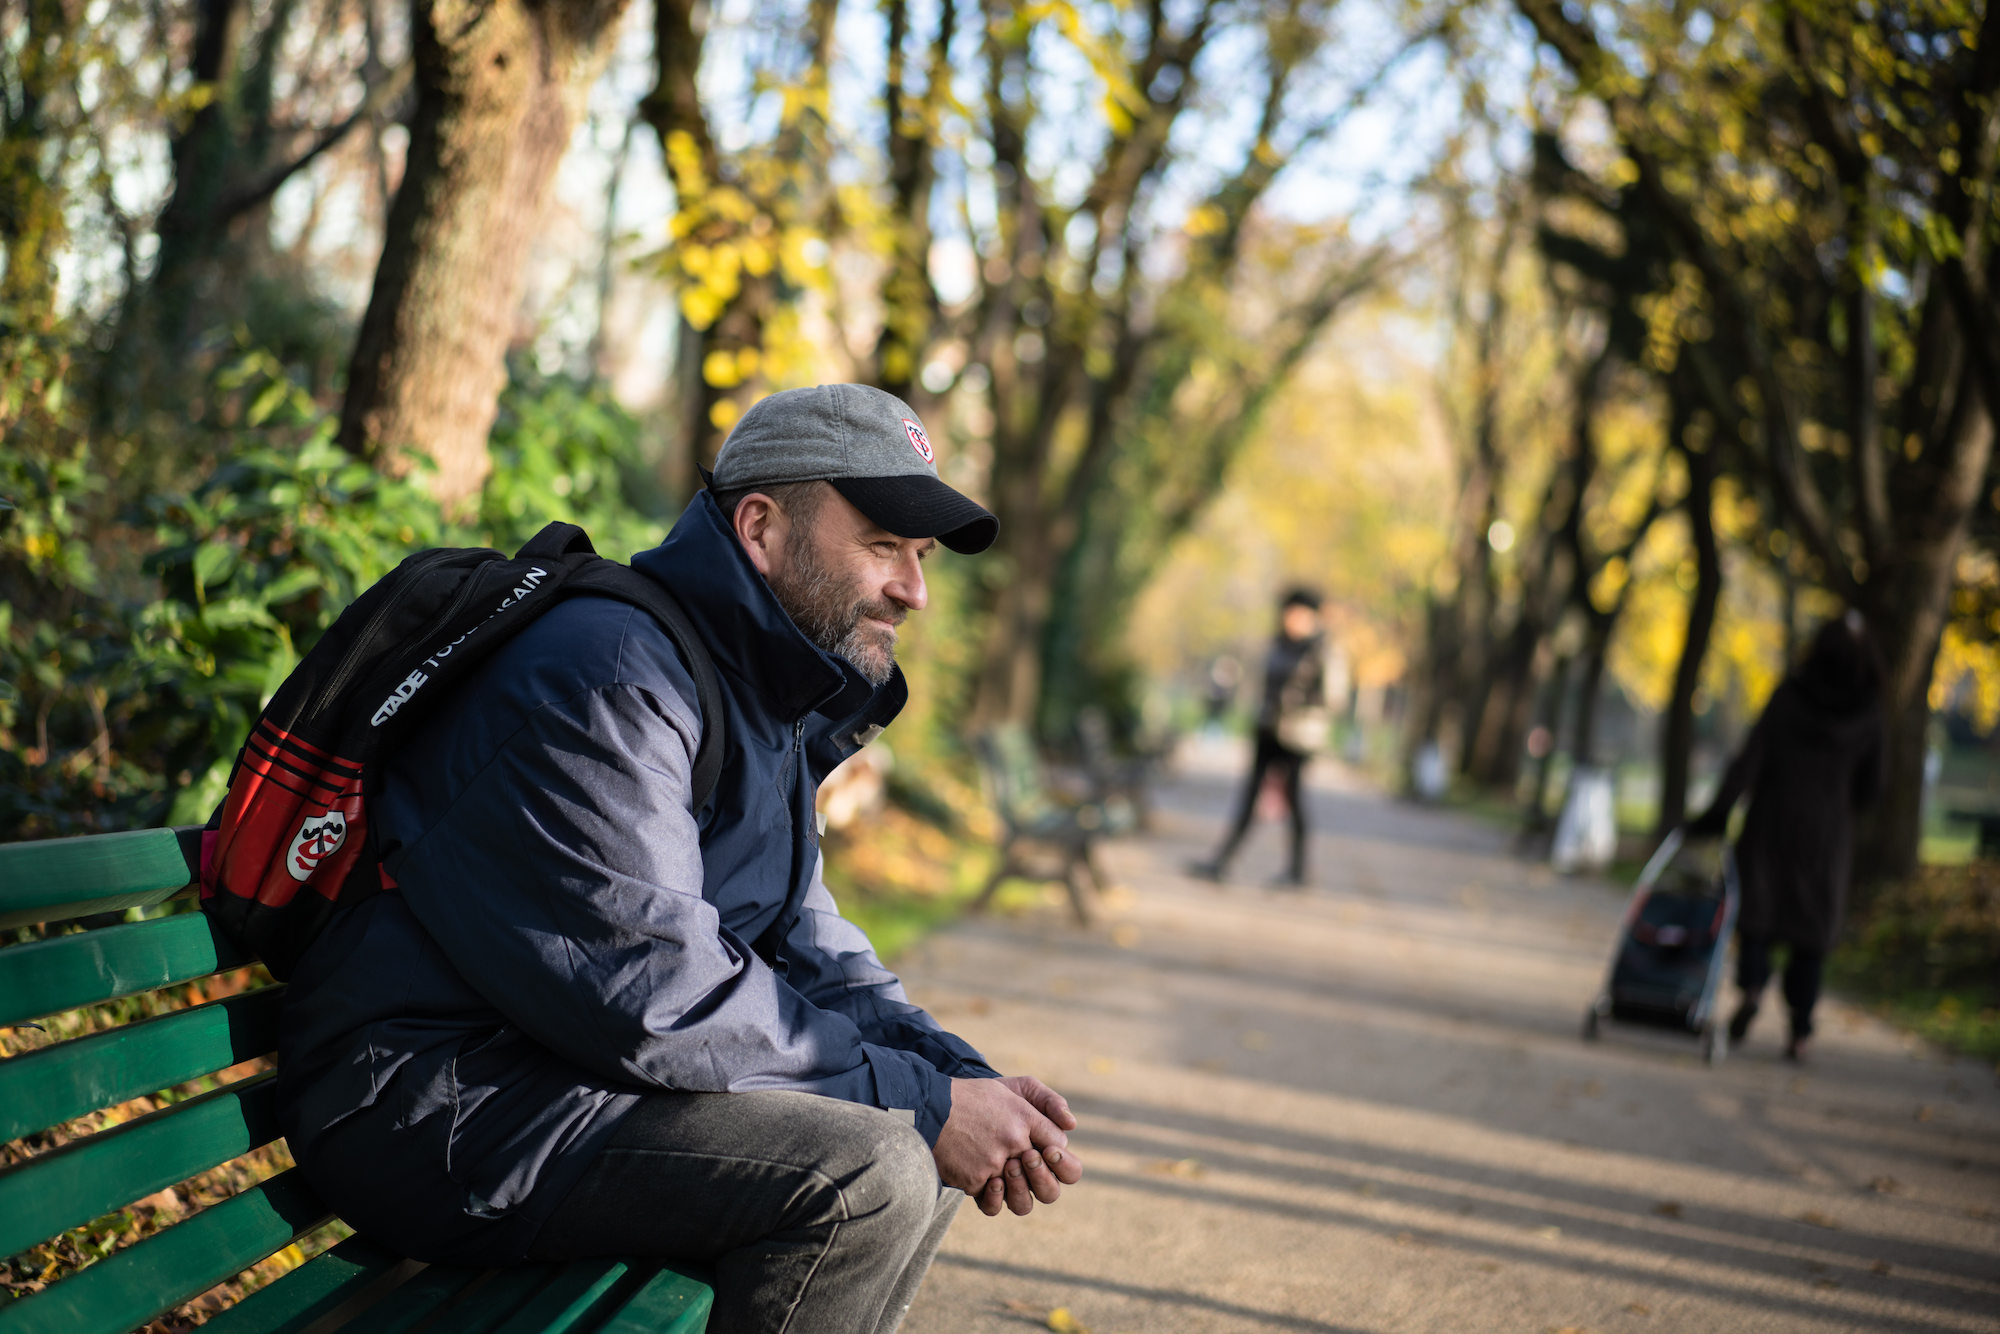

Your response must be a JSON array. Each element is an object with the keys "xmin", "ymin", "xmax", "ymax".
[{"xmin": 0, "ymin": 827, "xmax": 713, "ymax": 1334}]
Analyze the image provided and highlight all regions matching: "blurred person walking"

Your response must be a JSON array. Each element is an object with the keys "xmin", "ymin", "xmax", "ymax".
[
  {"xmin": 1190, "ymin": 589, "xmax": 1332, "ymax": 887},
  {"xmin": 1687, "ymin": 612, "xmax": 1886, "ymax": 1061}
]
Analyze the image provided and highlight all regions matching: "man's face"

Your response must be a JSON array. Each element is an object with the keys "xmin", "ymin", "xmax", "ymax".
[
  {"xmin": 734, "ymin": 485, "xmax": 933, "ymax": 686},
  {"xmin": 1282, "ymin": 603, "xmax": 1319, "ymax": 641}
]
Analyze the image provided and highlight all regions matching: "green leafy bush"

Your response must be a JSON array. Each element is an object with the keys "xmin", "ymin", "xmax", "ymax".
[
  {"xmin": 481, "ymin": 374, "xmax": 672, "ymax": 561},
  {"xmin": 0, "ymin": 357, "xmax": 671, "ymax": 841},
  {"xmin": 1833, "ymin": 863, "xmax": 2000, "ymax": 1065}
]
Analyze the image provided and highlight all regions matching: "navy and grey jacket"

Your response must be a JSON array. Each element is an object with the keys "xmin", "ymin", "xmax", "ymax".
[{"xmin": 274, "ymin": 491, "xmax": 997, "ymax": 1267}]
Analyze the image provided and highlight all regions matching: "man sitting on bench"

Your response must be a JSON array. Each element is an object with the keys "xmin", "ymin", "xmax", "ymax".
[{"xmin": 276, "ymin": 385, "xmax": 1083, "ymax": 1333}]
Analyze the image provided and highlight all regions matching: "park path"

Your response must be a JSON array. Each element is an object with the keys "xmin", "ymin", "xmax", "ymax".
[{"xmin": 896, "ymin": 740, "xmax": 2000, "ymax": 1334}]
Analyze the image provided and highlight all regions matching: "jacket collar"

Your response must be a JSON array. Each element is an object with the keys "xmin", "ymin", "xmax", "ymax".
[{"xmin": 633, "ymin": 491, "xmax": 905, "ymax": 729}]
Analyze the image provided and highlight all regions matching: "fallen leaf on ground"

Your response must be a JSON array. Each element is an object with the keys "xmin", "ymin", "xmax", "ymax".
[
  {"xmin": 968, "ymin": 998, "xmax": 992, "ymax": 1016},
  {"xmin": 1394, "ymin": 1231, "xmax": 1431, "ymax": 1247},
  {"xmin": 1652, "ymin": 1201, "xmax": 1682, "ymax": 1218},
  {"xmin": 1088, "ymin": 1057, "xmax": 1115, "ymax": 1074},
  {"xmin": 1142, "ymin": 1157, "xmax": 1204, "ymax": 1179},
  {"xmin": 1003, "ymin": 1300, "xmax": 1042, "ymax": 1314},
  {"xmin": 1239, "ymin": 1030, "xmax": 1271, "ymax": 1051},
  {"xmin": 1871, "ymin": 1260, "xmax": 1892, "ymax": 1275},
  {"xmin": 1532, "ymin": 1225, "xmax": 1563, "ymax": 1240},
  {"xmin": 1477, "ymin": 1261, "xmax": 1501, "ymax": 1273},
  {"xmin": 1813, "ymin": 1278, "xmax": 1840, "ymax": 1290},
  {"xmin": 1799, "ymin": 1211, "xmax": 1838, "ymax": 1229},
  {"xmin": 1625, "ymin": 1303, "xmax": 1650, "ymax": 1315},
  {"xmin": 1110, "ymin": 925, "xmax": 1139, "ymax": 948},
  {"xmin": 1047, "ymin": 1308, "xmax": 1088, "ymax": 1332},
  {"xmin": 1189, "ymin": 1058, "xmax": 1226, "ymax": 1073},
  {"xmin": 1914, "ymin": 1105, "xmax": 1934, "ymax": 1122},
  {"xmin": 1870, "ymin": 1176, "xmax": 1900, "ymax": 1194},
  {"xmin": 1356, "ymin": 1183, "xmax": 1380, "ymax": 1197}
]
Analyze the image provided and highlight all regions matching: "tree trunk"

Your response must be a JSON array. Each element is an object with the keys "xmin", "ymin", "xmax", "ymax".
[
  {"xmin": 1522, "ymin": 649, "xmax": 1572, "ymax": 832},
  {"xmin": 870, "ymin": 0, "xmax": 950, "ymax": 397},
  {"xmin": 1466, "ymin": 620, "xmax": 1540, "ymax": 786},
  {"xmin": 1570, "ymin": 614, "xmax": 1614, "ymax": 770},
  {"xmin": 0, "ymin": 0, "xmax": 70, "ymax": 329},
  {"xmin": 147, "ymin": 0, "xmax": 247, "ymax": 348},
  {"xmin": 970, "ymin": 475, "xmax": 1061, "ymax": 727},
  {"xmin": 339, "ymin": 0, "xmax": 630, "ymax": 508},
  {"xmin": 1656, "ymin": 415, "xmax": 1720, "ymax": 834},
  {"xmin": 1855, "ymin": 382, "xmax": 1994, "ymax": 889}
]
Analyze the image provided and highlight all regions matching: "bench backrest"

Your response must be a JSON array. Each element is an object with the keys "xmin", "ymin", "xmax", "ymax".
[
  {"xmin": 0, "ymin": 827, "xmax": 332, "ymax": 1334},
  {"xmin": 974, "ymin": 725, "xmax": 1057, "ymax": 831}
]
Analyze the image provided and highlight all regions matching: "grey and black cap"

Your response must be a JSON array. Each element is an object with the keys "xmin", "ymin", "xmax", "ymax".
[{"xmin": 709, "ymin": 384, "xmax": 998, "ymax": 554}]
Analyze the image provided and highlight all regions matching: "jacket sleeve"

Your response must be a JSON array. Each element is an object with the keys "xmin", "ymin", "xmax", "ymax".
[
  {"xmin": 1687, "ymin": 690, "xmax": 1776, "ymax": 835},
  {"xmin": 780, "ymin": 868, "xmax": 1003, "ymax": 1086},
  {"xmin": 386, "ymin": 678, "xmax": 961, "ymax": 1144}
]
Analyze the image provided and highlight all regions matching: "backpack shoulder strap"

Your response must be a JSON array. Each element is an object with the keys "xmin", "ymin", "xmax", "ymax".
[{"xmin": 558, "ymin": 562, "xmax": 728, "ymax": 813}]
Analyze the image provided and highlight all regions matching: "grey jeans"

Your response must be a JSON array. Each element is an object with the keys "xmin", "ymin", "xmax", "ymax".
[{"xmin": 527, "ymin": 1090, "xmax": 960, "ymax": 1334}]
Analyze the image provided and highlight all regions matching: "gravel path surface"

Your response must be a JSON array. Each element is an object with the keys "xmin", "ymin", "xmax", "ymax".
[{"xmin": 897, "ymin": 746, "xmax": 2000, "ymax": 1334}]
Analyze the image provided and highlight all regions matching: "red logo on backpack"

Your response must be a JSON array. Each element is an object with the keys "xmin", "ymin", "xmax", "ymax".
[{"xmin": 286, "ymin": 811, "xmax": 349, "ymax": 881}]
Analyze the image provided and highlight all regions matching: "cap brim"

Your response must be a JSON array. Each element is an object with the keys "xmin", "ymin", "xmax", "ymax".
[{"xmin": 829, "ymin": 475, "xmax": 999, "ymax": 554}]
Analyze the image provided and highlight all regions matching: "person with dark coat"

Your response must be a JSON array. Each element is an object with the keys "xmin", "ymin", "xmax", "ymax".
[
  {"xmin": 1687, "ymin": 612, "xmax": 1886, "ymax": 1060},
  {"xmin": 1190, "ymin": 588, "xmax": 1332, "ymax": 887}
]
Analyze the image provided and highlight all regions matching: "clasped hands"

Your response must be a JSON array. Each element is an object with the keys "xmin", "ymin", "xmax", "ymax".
[{"xmin": 932, "ymin": 1075, "xmax": 1083, "ymax": 1217}]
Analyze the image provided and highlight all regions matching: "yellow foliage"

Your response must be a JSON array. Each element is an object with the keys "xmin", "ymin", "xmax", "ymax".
[
  {"xmin": 680, "ymin": 286, "xmax": 726, "ymax": 330},
  {"xmin": 1128, "ymin": 307, "xmax": 1450, "ymax": 691},
  {"xmin": 1184, "ymin": 204, "xmax": 1227, "ymax": 237},
  {"xmin": 1932, "ymin": 625, "xmax": 2000, "ymax": 731},
  {"xmin": 702, "ymin": 350, "xmax": 743, "ymax": 389}
]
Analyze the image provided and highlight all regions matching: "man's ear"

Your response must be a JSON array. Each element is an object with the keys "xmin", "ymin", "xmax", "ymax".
[{"xmin": 732, "ymin": 493, "xmax": 785, "ymax": 577}]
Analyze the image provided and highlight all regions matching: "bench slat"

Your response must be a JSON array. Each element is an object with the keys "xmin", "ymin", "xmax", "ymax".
[
  {"xmin": 0, "ymin": 1167, "xmax": 331, "ymax": 1334},
  {"xmin": 0, "ymin": 1071, "xmax": 280, "ymax": 1261},
  {"xmin": 596, "ymin": 1265, "xmax": 714, "ymax": 1334},
  {"xmin": 0, "ymin": 828, "xmax": 201, "ymax": 930},
  {"xmin": 198, "ymin": 1235, "xmax": 416, "ymax": 1334},
  {"xmin": 331, "ymin": 1262, "xmax": 491, "ymax": 1334},
  {"xmin": 0, "ymin": 986, "xmax": 285, "ymax": 1142},
  {"xmin": 0, "ymin": 911, "xmax": 249, "ymax": 1027},
  {"xmin": 487, "ymin": 1259, "xmax": 631, "ymax": 1334},
  {"xmin": 424, "ymin": 1262, "xmax": 567, "ymax": 1334}
]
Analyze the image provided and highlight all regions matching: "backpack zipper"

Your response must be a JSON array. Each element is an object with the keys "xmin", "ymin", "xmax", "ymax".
[{"xmin": 310, "ymin": 548, "xmax": 479, "ymax": 717}]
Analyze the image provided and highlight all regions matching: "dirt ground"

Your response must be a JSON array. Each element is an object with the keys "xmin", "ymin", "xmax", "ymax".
[{"xmin": 897, "ymin": 743, "xmax": 2000, "ymax": 1334}]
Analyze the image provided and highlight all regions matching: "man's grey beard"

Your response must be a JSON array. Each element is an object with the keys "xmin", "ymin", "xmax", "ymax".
[{"xmin": 768, "ymin": 526, "xmax": 904, "ymax": 687}]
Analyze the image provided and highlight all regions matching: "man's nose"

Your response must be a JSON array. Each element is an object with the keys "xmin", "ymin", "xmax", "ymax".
[{"xmin": 886, "ymin": 550, "xmax": 928, "ymax": 611}]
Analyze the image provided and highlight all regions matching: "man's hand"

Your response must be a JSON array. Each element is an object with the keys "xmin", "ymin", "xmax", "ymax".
[{"xmin": 934, "ymin": 1076, "xmax": 1085, "ymax": 1216}]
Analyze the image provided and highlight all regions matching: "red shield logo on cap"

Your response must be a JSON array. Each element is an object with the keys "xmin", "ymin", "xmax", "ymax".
[{"xmin": 902, "ymin": 418, "xmax": 935, "ymax": 464}]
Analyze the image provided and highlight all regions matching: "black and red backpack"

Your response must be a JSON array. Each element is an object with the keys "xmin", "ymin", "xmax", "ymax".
[{"xmin": 199, "ymin": 521, "xmax": 723, "ymax": 979}]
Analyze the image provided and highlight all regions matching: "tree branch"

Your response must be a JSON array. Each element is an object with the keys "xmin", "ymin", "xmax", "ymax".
[
  {"xmin": 210, "ymin": 60, "xmax": 412, "ymax": 225},
  {"xmin": 1514, "ymin": 0, "xmax": 1857, "ymax": 601}
]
